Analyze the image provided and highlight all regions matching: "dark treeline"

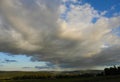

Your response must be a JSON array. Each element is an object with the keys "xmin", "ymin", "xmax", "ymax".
[{"xmin": 104, "ymin": 66, "xmax": 120, "ymax": 75}]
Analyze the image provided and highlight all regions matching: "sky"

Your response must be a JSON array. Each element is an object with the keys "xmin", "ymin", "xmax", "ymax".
[{"xmin": 0, "ymin": 0, "xmax": 120, "ymax": 71}]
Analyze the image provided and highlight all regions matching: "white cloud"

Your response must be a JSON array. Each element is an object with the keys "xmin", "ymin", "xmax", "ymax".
[{"xmin": 0, "ymin": 0, "xmax": 120, "ymax": 69}]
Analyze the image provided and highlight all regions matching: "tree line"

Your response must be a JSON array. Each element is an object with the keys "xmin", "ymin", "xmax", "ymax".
[{"xmin": 104, "ymin": 66, "xmax": 120, "ymax": 75}]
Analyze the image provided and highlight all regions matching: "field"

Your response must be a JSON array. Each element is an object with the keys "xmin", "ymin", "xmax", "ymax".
[
  {"xmin": 1, "ymin": 76, "xmax": 120, "ymax": 82},
  {"xmin": 0, "ymin": 72, "xmax": 120, "ymax": 82}
]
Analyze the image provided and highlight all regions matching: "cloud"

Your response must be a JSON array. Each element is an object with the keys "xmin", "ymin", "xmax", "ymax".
[
  {"xmin": 22, "ymin": 67, "xmax": 33, "ymax": 69},
  {"xmin": 5, "ymin": 59, "xmax": 17, "ymax": 63},
  {"xmin": 92, "ymin": 46, "xmax": 120, "ymax": 66},
  {"xmin": 2, "ymin": 59, "xmax": 17, "ymax": 63},
  {"xmin": 0, "ymin": 58, "xmax": 17, "ymax": 63},
  {"xmin": 35, "ymin": 62, "xmax": 55, "ymax": 69},
  {"xmin": 0, "ymin": 0, "xmax": 120, "ymax": 70},
  {"xmin": 0, "ymin": 65, "xmax": 3, "ymax": 67},
  {"xmin": 35, "ymin": 66, "xmax": 49, "ymax": 69}
]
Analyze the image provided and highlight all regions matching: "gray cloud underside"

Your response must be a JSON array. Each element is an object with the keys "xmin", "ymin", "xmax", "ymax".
[
  {"xmin": 4, "ymin": 59, "xmax": 17, "ymax": 63},
  {"xmin": 0, "ymin": 0, "xmax": 120, "ymax": 69}
]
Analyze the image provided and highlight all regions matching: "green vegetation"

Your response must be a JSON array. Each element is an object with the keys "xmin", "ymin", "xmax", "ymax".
[
  {"xmin": 0, "ymin": 66, "xmax": 120, "ymax": 82},
  {"xmin": 0, "ymin": 71, "xmax": 120, "ymax": 82},
  {"xmin": 1, "ymin": 76, "xmax": 120, "ymax": 82}
]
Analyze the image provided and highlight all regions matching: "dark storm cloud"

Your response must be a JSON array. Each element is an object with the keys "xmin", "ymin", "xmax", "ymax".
[
  {"xmin": 35, "ymin": 62, "xmax": 55, "ymax": 69},
  {"xmin": 92, "ymin": 46, "xmax": 120, "ymax": 66}
]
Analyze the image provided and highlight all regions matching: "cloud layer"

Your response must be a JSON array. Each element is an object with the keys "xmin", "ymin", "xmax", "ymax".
[{"xmin": 0, "ymin": 0, "xmax": 120, "ymax": 69}]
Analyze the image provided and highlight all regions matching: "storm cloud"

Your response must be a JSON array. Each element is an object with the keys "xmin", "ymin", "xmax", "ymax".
[{"xmin": 0, "ymin": 0, "xmax": 120, "ymax": 69}]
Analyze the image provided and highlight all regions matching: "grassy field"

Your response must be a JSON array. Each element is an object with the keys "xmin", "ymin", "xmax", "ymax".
[
  {"xmin": 0, "ymin": 72, "xmax": 120, "ymax": 82},
  {"xmin": 1, "ymin": 76, "xmax": 120, "ymax": 82}
]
